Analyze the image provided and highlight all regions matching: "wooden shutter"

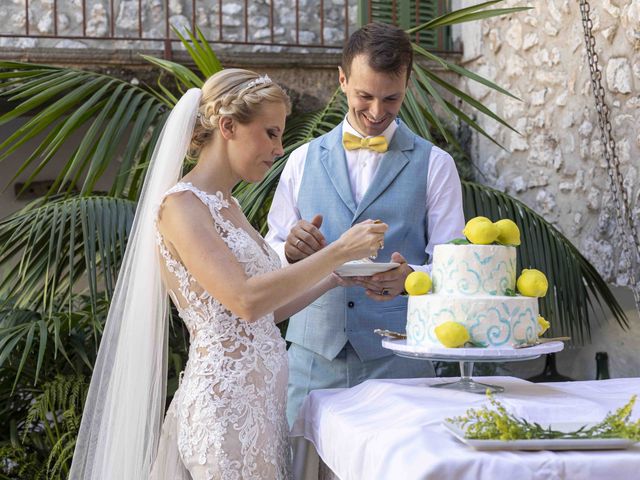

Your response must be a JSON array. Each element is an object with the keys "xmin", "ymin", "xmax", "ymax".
[{"xmin": 360, "ymin": 0, "xmax": 451, "ymax": 52}]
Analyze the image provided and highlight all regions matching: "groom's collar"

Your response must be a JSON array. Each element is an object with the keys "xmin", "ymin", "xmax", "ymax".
[
  {"xmin": 341, "ymin": 115, "xmax": 398, "ymax": 145},
  {"xmin": 322, "ymin": 118, "xmax": 414, "ymax": 152}
]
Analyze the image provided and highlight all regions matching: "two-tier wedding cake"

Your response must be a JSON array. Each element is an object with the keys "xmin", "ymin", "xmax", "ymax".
[{"xmin": 404, "ymin": 217, "xmax": 548, "ymax": 349}]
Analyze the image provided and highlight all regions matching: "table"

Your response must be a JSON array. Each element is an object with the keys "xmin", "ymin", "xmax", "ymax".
[{"xmin": 290, "ymin": 377, "xmax": 640, "ymax": 480}]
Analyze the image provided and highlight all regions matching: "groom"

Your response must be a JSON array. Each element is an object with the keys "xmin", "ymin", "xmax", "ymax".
[{"xmin": 266, "ymin": 22, "xmax": 465, "ymax": 425}]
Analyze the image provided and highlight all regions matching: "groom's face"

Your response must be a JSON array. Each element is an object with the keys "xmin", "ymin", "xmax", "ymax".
[{"xmin": 339, "ymin": 54, "xmax": 407, "ymax": 137}]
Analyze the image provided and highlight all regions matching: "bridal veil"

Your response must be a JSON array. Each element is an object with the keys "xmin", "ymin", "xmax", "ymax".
[{"xmin": 69, "ymin": 88, "xmax": 202, "ymax": 479}]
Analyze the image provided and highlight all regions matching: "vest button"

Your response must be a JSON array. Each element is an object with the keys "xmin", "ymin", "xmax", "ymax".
[{"xmin": 347, "ymin": 301, "xmax": 355, "ymax": 308}]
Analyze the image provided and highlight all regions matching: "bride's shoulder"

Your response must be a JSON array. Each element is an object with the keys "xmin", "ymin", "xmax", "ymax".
[{"xmin": 157, "ymin": 186, "xmax": 211, "ymax": 231}]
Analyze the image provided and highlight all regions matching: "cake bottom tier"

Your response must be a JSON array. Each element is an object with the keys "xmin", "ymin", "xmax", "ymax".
[{"xmin": 407, "ymin": 294, "xmax": 539, "ymax": 348}]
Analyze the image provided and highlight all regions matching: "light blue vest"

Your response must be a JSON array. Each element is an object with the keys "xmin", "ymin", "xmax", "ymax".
[{"xmin": 286, "ymin": 120, "xmax": 432, "ymax": 361}]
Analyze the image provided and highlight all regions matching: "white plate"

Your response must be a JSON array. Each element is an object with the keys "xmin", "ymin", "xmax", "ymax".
[
  {"xmin": 442, "ymin": 421, "xmax": 637, "ymax": 451},
  {"xmin": 334, "ymin": 261, "xmax": 399, "ymax": 276}
]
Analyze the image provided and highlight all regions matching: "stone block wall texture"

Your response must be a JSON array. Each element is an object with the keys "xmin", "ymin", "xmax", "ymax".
[
  {"xmin": 0, "ymin": 0, "xmax": 358, "ymax": 52},
  {"xmin": 455, "ymin": 0, "xmax": 639, "ymax": 289}
]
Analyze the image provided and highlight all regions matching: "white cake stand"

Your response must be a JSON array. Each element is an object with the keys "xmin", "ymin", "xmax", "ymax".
[{"xmin": 382, "ymin": 338, "xmax": 564, "ymax": 394}]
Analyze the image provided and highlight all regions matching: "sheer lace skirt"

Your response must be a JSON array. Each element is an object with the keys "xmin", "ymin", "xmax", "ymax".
[
  {"xmin": 177, "ymin": 331, "xmax": 290, "ymax": 480},
  {"xmin": 151, "ymin": 329, "xmax": 291, "ymax": 480}
]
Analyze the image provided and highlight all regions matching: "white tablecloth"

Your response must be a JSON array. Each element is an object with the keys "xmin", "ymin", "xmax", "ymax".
[{"xmin": 291, "ymin": 377, "xmax": 640, "ymax": 480}]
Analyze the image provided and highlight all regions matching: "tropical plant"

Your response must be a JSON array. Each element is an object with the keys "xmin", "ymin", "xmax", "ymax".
[{"xmin": 0, "ymin": 1, "xmax": 629, "ymax": 476}]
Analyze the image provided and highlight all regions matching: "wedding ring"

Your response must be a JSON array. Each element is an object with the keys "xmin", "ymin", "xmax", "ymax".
[{"xmin": 296, "ymin": 239, "xmax": 302, "ymax": 249}]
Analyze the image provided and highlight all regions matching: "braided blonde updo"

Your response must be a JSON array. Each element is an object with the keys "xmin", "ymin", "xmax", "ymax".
[{"xmin": 188, "ymin": 68, "xmax": 291, "ymax": 160}]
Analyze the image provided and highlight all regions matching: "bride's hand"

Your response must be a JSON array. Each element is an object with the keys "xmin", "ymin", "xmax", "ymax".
[{"xmin": 335, "ymin": 220, "xmax": 388, "ymax": 262}]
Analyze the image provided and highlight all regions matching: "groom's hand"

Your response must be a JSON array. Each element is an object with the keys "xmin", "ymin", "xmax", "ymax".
[
  {"xmin": 285, "ymin": 214, "xmax": 327, "ymax": 263},
  {"xmin": 356, "ymin": 252, "xmax": 413, "ymax": 302}
]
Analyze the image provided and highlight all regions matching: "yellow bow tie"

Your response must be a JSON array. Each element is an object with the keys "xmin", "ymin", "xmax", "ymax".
[{"xmin": 342, "ymin": 132, "xmax": 388, "ymax": 153}]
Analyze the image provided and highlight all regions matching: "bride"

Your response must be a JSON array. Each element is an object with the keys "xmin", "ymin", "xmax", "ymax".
[{"xmin": 69, "ymin": 69, "xmax": 387, "ymax": 479}]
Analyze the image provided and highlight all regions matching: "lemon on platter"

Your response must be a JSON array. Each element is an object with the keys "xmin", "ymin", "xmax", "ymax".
[
  {"xmin": 404, "ymin": 271, "xmax": 432, "ymax": 295},
  {"xmin": 463, "ymin": 217, "xmax": 499, "ymax": 245},
  {"xmin": 516, "ymin": 269, "xmax": 549, "ymax": 297},
  {"xmin": 537, "ymin": 316, "xmax": 550, "ymax": 336},
  {"xmin": 434, "ymin": 321, "xmax": 470, "ymax": 348},
  {"xmin": 495, "ymin": 219, "xmax": 521, "ymax": 246}
]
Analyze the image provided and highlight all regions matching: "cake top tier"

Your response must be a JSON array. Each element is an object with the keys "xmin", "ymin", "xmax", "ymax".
[{"xmin": 431, "ymin": 244, "xmax": 516, "ymax": 297}]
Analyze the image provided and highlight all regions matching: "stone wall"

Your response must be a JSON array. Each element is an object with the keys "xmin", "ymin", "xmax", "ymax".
[
  {"xmin": 454, "ymin": 0, "xmax": 639, "ymax": 289},
  {"xmin": 0, "ymin": 0, "xmax": 357, "ymax": 53}
]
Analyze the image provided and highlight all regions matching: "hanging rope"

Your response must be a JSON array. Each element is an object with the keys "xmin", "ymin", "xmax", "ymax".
[{"xmin": 579, "ymin": 0, "xmax": 640, "ymax": 316}]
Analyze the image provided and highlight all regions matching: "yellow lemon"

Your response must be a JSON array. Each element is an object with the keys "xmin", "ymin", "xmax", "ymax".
[
  {"xmin": 465, "ymin": 216, "xmax": 491, "ymax": 227},
  {"xmin": 463, "ymin": 217, "xmax": 499, "ymax": 245},
  {"xmin": 495, "ymin": 219, "xmax": 521, "ymax": 246},
  {"xmin": 434, "ymin": 321, "xmax": 470, "ymax": 348},
  {"xmin": 404, "ymin": 271, "xmax": 432, "ymax": 295},
  {"xmin": 516, "ymin": 269, "xmax": 548, "ymax": 297},
  {"xmin": 537, "ymin": 316, "xmax": 550, "ymax": 336},
  {"xmin": 462, "ymin": 216, "xmax": 491, "ymax": 237}
]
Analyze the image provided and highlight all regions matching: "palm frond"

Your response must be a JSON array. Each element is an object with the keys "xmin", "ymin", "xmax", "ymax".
[
  {"xmin": 141, "ymin": 25, "xmax": 224, "ymax": 102},
  {"xmin": 173, "ymin": 25, "xmax": 223, "ymax": 78},
  {"xmin": 404, "ymin": 0, "xmax": 523, "ymax": 147},
  {"xmin": 0, "ymin": 195, "xmax": 135, "ymax": 317},
  {"xmin": 462, "ymin": 181, "xmax": 629, "ymax": 344},
  {"xmin": 0, "ymin": 63, "xmax": 167, "ymax": 197},
  {"xmin": 407, "ymin": 1, "xmax": 531, "ymax": 33},
  {"xmin": 141, "ymin": 55, "xmax": 204, "ymax": 96},
  {"xmin": 0, "ymin": 28, "xmax": 223, "ymax": 200},
  {"xmin": 0, "ymin": 296, "xmax": 108, "ymax": 388}
]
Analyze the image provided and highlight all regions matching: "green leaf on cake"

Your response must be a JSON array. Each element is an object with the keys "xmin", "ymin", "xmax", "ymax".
[
  {"xmin": 504, "ymin": 288, "xmax": 517, "ymax": 297},
  {"xmin": 448, "ymin": 238, "xmax": 471, "ymax": 245}
]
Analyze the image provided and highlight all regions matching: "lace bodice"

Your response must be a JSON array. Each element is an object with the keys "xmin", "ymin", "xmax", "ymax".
[{"xmin": 153, "ymin": 182, "xmax": 291, "ymax": 480}]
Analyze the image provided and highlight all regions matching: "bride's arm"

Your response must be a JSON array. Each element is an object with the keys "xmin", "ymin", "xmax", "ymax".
[
  {"xmin": 159, "ymin": 192, "xmax": 384, "ymax": 322},
  {"xmin": 272, "ymin": 275, "xmax": 336, "ymax": 323}
]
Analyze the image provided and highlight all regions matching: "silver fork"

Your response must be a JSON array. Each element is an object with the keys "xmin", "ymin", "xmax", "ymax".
[
  {"xmin": 513, "ymin": 336, "xmax": 571, "ymax": 348},
  {"xmin": 374, "ymin": 328, "xmax": 407, "ymax": 340}
]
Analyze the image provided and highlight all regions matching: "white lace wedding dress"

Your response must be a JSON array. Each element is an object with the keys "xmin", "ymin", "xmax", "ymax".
[{"xmin": 150, "ymin": 182, "xmax": 291, "ymax": 480}]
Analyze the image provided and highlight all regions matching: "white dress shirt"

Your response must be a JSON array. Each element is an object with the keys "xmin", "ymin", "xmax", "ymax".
[{"xmin": 265, "ymin": 117, "xmax": 465, "ymax": 273}]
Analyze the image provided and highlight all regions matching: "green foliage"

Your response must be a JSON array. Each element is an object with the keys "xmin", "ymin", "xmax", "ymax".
[
  {"xmin": 0, "ymin": 374, "xmax": 87, "ymax": 480},
  {"xmin": 0, "ymin": 196, "xmax": 136, "ymax": 320},
  {"xmin": 0, "ymin": 64, "xmax": 167, "ymax": 199},
  {"xmin": 0, "ymin": 294, "xmax": 188, "ymax": 477},
  {"xmin": 401, "ymin": 1, "xmax": 530, "ymax": 149},
  {"xmin": 448, "ymin": 391, "xmax": 640, "ymax": 441}
]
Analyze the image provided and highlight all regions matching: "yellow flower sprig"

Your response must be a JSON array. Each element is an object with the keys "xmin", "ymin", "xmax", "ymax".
[{"xmin": 447, "ymin": 391, "xmax": 640, "ymax": 441}]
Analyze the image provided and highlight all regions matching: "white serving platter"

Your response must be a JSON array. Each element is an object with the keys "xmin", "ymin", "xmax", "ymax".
[{"xmin": 442, "ymin": 421, "xmax": 637, "ymax": 451}]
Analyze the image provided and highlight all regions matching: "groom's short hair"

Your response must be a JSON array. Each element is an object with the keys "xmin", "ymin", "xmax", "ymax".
[{"xmin": 342, "ymin": 22, "xmax": 413, "ymax": 83}]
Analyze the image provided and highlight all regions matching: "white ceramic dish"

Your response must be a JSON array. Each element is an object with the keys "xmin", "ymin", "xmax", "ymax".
[
  {"xmin": 334, "ymin": 261, "xmax": 399, "ymax": 277},
  {"xmin": 442, "ymin": 421, "xmax": 637, "ymax": 451}
]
